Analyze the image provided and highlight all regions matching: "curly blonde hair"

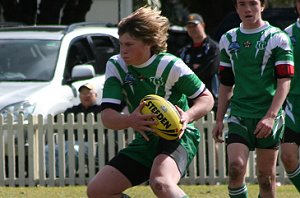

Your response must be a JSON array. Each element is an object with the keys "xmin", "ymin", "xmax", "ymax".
[{"xmin": 118, "ymin": 6, "xmax": 169, "ymax": 54}]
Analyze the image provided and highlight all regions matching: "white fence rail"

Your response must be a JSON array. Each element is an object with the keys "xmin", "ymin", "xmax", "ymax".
[{"xmin": 0, "ymin": 112, "xmax": 291, "ymax": 187}]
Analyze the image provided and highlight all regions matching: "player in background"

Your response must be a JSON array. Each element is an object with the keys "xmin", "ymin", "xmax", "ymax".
[
  {"xmin": 212, "ymin": 0, "xmax": 294, "ymax": 197},
  {"xmin": 280, "ymin": 0, "xmax": 300, "ymax": 193},
  {"xmin": 87, "ymin": 6, "xmax": 214, "ymax": 198}
]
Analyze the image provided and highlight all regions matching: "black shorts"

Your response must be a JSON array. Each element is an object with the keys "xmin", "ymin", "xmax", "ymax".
[
  {"xmin": 281, "ymin": 127, "xmax": 300, "ymax": 145},
  {"xmin": 226, "ymin": 133, "xmax": 280, "ymax": 150},
  {"xmin": 107, "ymin": 139, "xmax": 188, "ymax": 186}
]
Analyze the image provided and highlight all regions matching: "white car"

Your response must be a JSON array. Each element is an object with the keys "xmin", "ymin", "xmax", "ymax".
[{"xmin": 0, "ymin": 22, "xmax": 119, "ymax": 121}]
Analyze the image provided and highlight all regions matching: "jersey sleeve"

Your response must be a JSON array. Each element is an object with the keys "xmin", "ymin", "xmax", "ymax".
[
  {"xmin": 271, "ymin": 32, "xmax": 294, "ymax": 78},
  {"xmin": 101, "ymin": 57, "xmax": 125, "ymax": 107},
  {"xmin": 172, "ymin": 58, "xmax": 206, "ymax": 99},
  {"xmin": 218, "ymin": 34, "xmax": 235, "ymax": 86},
  {"xmin": 219, "ymin": 33, "xmax": 233, "ymax": 67}
]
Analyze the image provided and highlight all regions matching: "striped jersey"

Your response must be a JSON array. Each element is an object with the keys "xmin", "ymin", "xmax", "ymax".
[
  {"xmin": 219, "ymin": 22, "xmax": 294, "ymax": 118},
  {"xmin": 285, "ymin": 18, "xmax": 300, "ymax": 95},
  {"xmin": 102, "ymin": 52, "xmax": 205, "ymax": 113}
]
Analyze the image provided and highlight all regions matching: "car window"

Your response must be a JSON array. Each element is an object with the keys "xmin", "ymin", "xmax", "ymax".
[
  {"xmin": 90, "ymin": 36, "xmax": 120, "ymax": 75},
  {"xmin": 0, "ymin": 39, "xmax": 60, "ymax": 81},
  {"xmin": 65, "ymin": 38, "xmax": 95, "ymax": 80}
]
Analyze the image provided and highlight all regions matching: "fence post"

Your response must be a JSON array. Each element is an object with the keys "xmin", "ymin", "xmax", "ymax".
[
  {"xmin": 17, "ymin": 114, "xmax": 25, "ymax": 187},
  {"xmin": 6, "ymin": 114, "xmax": 16, "ymax": 186},
  {"xmin": 27, "ymin": 115, "xmax": 37, "ymax": 186},
  {"xmin": 76, "ymin": 114, "xmax": 85, "ymax": 185},
  {"xmin": 33, "ymin": 115, "xmax": 40, "ymax": 181},
  {"xmin": 37, "ymin": 114, "xmax": 46, "ymax": 186},
  {"xmin": 195, "ymin": 116, "xmax": 206, "ymax": 185},
  {"xmin": 46, "ymin": 114, "xmax": 56, "ymax": 186},
  {"xmin": 66, "ymin": 113, "xmax": 76, "ymax": 185},
  {"xmin": 86, "ymin": 113, "xmax": 96, "ymax": 181},
  {"xmin": 0, "ymin": 115, "xmax": 5, "ymax": 186},
  {"xmin": 57, "ymin": 113, "xmax": 66, "ymax": 186},
  {"xmin": 96, "ymin": 118, "xmax": 105, "ymax": 171}
]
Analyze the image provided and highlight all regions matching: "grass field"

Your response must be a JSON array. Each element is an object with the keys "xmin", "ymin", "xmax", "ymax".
[{"xmin": 0, "ymin": 185, "xmax": 299, "ymax": 198}]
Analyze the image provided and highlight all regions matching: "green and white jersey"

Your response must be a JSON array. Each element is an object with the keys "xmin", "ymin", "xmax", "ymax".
[
  {"xmin": 101, "ymin": 53, "xmax": 205, "ymax": 169},
  {"xmin": 219, "ymin": 22, "xmax": 294, "ymax": 118},
  {"xmin": 285, "ymin": 18, "xmax": 300, "ymax": 95},
  {"xmin": 102, "ymin": 52, "xmax": 205, "ymax": 113}
]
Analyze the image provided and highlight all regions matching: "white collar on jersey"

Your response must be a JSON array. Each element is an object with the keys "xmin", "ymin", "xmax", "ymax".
[
  {"xmin": 132, "ymin": 54, "xmax": 158, "ymax": 68},
  {"xmin": 240, "ymin": 21, "xmax": 270, "ymax": 34}
]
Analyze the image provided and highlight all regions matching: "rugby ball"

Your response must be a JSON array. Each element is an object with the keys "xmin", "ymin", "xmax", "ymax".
[{"xmin": 141, "ymin": 94, "xmax": 182, "ymax": 140}]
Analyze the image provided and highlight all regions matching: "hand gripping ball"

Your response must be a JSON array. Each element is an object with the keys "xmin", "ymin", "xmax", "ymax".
[{"xmin": 141, "ymin": 94, "xmax": 183, "ymax": 140}]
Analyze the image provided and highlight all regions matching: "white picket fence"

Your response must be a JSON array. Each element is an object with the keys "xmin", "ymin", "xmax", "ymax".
[{"xmin": 0, "ymin": 112, "xmax": 291, "ymax": 187}]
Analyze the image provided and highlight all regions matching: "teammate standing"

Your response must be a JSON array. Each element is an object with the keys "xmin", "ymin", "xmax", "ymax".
[
  {"xmin": 212, "ymin": 0, "xmax": 294, "ymax": 197},
  {"xmin": 87, "ymin": 6, "xmax": 214, "ymax": 198},
  {"xmin": 280, "ymin": 0, "xmax": 300, "ymax": 193}
]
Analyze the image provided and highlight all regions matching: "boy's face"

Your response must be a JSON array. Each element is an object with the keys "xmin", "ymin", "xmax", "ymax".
[
  {"xmin": 235, "ymin": 0, "xmax": 264, "ymax": 28},
  {"xmin": 119, "ymin": 33, "xmax": 152, "ymax": 66}
]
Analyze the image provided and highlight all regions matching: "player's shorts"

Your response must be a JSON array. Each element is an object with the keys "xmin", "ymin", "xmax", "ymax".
[
  {"xmin": 107, "ymin": 139, "xmax": 188, "ymax": 186},
  {"xmin": 226, "ymin": 115, "xmax": 284, "ymax": 151},
  {"xmin": 285, "ymin": 94, "xmax": 300, "ymax": 132},
  {"xmin": 281, "ymin": 127, "xmax": 300, "ymax": 145}
]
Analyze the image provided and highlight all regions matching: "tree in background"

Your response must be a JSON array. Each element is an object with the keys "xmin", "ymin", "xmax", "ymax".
[
  {"xmin": 186, "ymin": 0, "xmax": 234, "ymax": 37},
  {"xmin": 0, "ymin": 0, "xmax": 93, "ymax": 25},
  {"xmin": 37, "ymin": 0, "xmax": 93, "ymax": 25},
  {"xmin": 160, "ymin": 0, "xmax": 190, "ymax": 26},
  {"xmin": 0, "ymin": 0, "xmax": 37, "ymax": 25},
  {"xmin": 134, "ymin": 0, "xmax": 232, "ymax": 36},
  {"xmin": 1, "ymin": 0, "xmax": 295, "ymax": 29},
  {"xmin": 146, "ymin": 0, "xmax": 295, "ymax": 37}
]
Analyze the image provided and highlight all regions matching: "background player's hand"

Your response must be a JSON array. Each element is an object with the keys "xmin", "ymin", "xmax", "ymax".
[
  {"xmin": 254, "ymin": 116, "xmax": 274, "ymax": 138},
  {"xmin": 129, "ymin": 101, "xmax": 157, "ymax": 141},
  {"xmin": 212, "ymin": 121, "xmax": 224, "ymax": 143}
]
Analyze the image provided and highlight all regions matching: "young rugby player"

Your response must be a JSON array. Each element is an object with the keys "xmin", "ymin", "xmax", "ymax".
[
  {"xmin": 281, "ymin": 0, "xmax": 300, "ymax": 193},
  {"xmin": 212, "ymin": 0, "xmax": 294, "ymax": 197},
  {"xmin": 87, "ymin": 6, "xmax": 214, "ymax": 198}
]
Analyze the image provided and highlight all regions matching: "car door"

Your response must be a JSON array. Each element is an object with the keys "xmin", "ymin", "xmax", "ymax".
[
  {"xmin": 88, "ymin": 35, "xmax": 120, "ymax": 75},
  {"xmin": 66, "ymin": 34, "xmax": 119, "ymax": 105}
]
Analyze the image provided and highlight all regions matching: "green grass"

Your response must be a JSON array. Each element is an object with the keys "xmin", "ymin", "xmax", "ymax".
[{"xmin": 0, "ymin": 185, "xmax": 298, "ymax": 198}]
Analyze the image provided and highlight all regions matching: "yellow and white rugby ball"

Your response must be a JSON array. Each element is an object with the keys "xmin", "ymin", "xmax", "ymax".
[{"xmin": 141, "ymin": 94, "xmax": 182, "ymax": 140}]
